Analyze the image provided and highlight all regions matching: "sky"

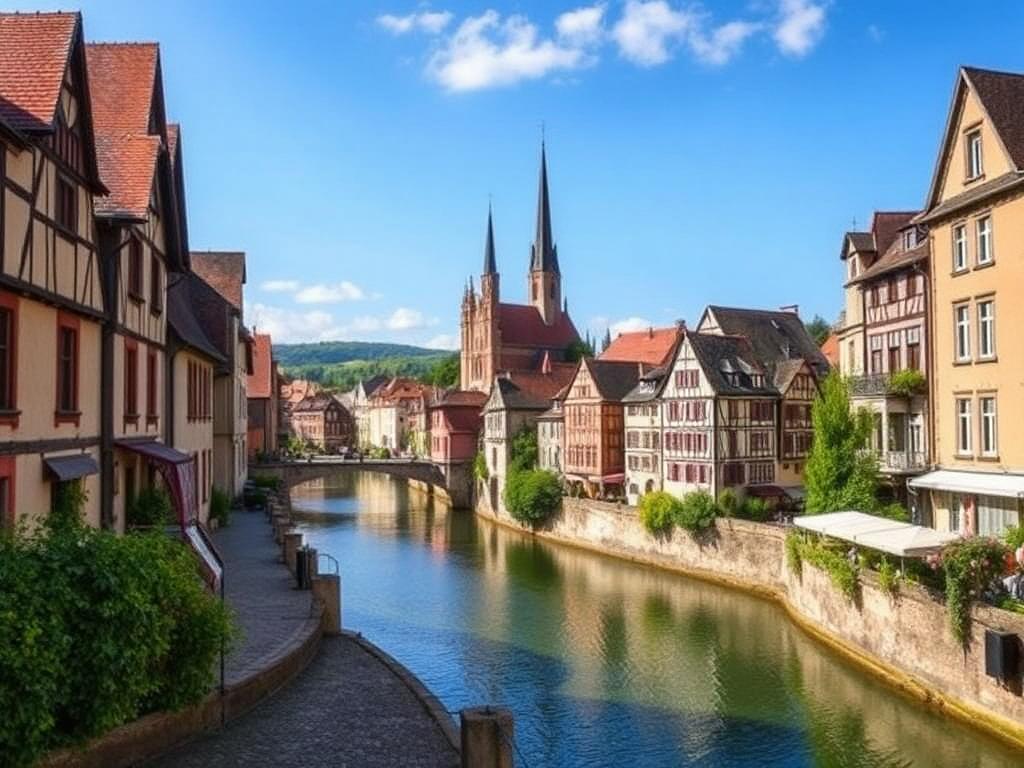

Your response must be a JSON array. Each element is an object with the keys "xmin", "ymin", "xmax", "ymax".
[{"xmin": 19, "ymin": 1, "xmax": 1024, "ymax": 348}]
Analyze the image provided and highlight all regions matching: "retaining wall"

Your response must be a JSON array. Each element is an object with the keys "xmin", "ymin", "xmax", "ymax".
[{"xmin": 477, "ymin": 496, "xmax": 1024, "ymax": 749}]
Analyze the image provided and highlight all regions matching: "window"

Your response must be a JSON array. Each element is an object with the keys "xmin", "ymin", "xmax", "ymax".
[
  {"xmin": 906, "ymin": 274, "xmax": 919, "ymax": 297},
  {"xmin": 954, "ymin": 305, "xmax": 971, "ymax": 361},
  {"xmin": 128, "ymin": 236, "xmax": 143, "ymax": 299},
  {"xmin": 55, "ymin": 175, "xmax": 76, "ymax": 233},
  {"xmin": 888, "ymin": 344, "xmax": 900, "ymax": 374},
  {"xmin": 750, "ymin": 401, "xmax": 773, "ymax": 423},
  {"xmin": 978, "ymin": 299, "xmax": 995, "ymax": 359},
  {"xmin": 150, "ymin": 255, "xmax": 162, "ymax": 311},
  {"xmin": 956, "ymin": 397, "xmax": 972, "ymax": 455},
  {"xmin": 906, "ymin": 327, "xmax": 921, "ymax": 371},
  {"xmin": 146, "ymin": 350, "xmax": 158, "ymax": 421},
  {"xmin": 978, "ymin": 495, "xmax": 1016, "ymax": 537},
  {"xmin": 976, "ymin": 215, "xmax": 992, "ymax": 265},
  {"xmin": 56, "ymin": 313, "xmax": 79, "ymax": 418},
  {"xmin": 0, "ymin": 456, "xmax": 14, "ymax": 530},
  {"xmin": 966, "ymin": 129, "xmax": 983, "ymax": 179},
  {"xmin": 952, "ymin": 224, "xmax": 967, "ymax": 272},
  {"xmin": 749, "ymin": 462, "xmax": 774, "ymax": 485},
  {"xmin": 902, "ymin": 229, "xmax": 916, "ymax": 250},
  {"xmin": 0, "ymin": 298, "xmax": 15, "ymax": 412},
  {"xmin": 887, "ymin": 278, "xmax": 899, "ymax": 302},
  {"xmin": 124, "ymin": 341, "xmax": 138, "ymax": 418},
  {"xmin": 980, "ymin": 396, "xmax": 997, "ymax": 457},
  {"xmin": 722, "ymin": 463, "xmax": 745, "ymax": 486}
]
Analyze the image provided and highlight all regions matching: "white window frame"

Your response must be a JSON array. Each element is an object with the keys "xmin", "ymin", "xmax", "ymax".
[
  {"xmin": 966, "ymin": 129, "xmax": 983, "ymax": 179},
  {"xmin": 976, "ymin": 215, "xmax": 993, "ymax": 265},
  {"xmin": 952, "ymin": 223, "xmax": 967, "ymax": 272},
  {"xmin": 980, "ymin": 396, "xmax": 997, "ymax": 457},
  {"xmin": 956, "ymin": 397, "xmax": 973, "ymax": 456},
  {"xmin": 977, "ymin": 299, "xmax": 995, "ymax": 359},
  {"xmin": 954, "ymin": 304, "xmax": 971, "ymax": 361},
  {"xmin": 902, "ymin": 229, "xmax": 916, "ymax": 250}
]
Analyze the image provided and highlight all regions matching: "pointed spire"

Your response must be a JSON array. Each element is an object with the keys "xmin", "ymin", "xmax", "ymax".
[
  {"xmin": 530, "ymin": 140, "xmax": 558, "ymax": 273},
  {"xmin": 483, "ymin": 203, "xmax": 497, "ymax": 275}
]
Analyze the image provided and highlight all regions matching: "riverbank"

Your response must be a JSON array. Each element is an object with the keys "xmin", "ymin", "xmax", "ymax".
[{"xmin": 476, "ymin": 495, "xmax": 1024, "ymax": 752}]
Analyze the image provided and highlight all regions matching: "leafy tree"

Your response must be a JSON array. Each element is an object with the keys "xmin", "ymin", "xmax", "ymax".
[
  {"xmin": 601, "ymin": 327, "xmax": 612, "ymax": 353},
  {"xmin": 565, "ymin": 338, "xmax": 594, "ymax": 363},
  {"xmin": 509, "ymin": 425, "xmax": 539, "ymax": 472},
  {"xmin": 674, "ymin": 491, "xmax": 718, "ymax": 532},
  {"xmin": 422, "ymin": 353, "xmax": 460, "ymax": 388},
  {"xmin": 805, "ymin": 372, "xmax": 879, "ymax": 514},
  {"xmin": 804, "ymin": 314, "xmax": 832, "ymax": 346},
  {"xmin": 639, "ymin": 492, "xmax": 681, "ymax": 535},
  {"xmin": 504, "ymin": 469, "xmax": 562, "ymax": 524}
]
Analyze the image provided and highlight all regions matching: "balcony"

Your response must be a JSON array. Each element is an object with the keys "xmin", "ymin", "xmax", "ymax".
[
  {"xmin": 849, "ymin": 372, "xmax": 927, "ymax": 399},
  {"xmin": 881, "ymin": 451, "xmax": 927, "ymax": 473}
]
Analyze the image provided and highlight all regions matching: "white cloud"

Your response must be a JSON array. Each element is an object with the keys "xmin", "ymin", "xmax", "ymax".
[
  {"xmin": 612, "ymin": 1, "xmax": 695, "ymax": 67},
  {"xmin": 610, "ymin": 316, "xmax": 655, "ymax": 335},
  {"xmin": 260, "ymin": 279, "xmax": 300, "ymax": 293},
  {"xmin": 689, "ymin": 20, "xmax": 762, "ymax": 66},
  {"xmin": 387, "ymin": 307, "xmax": 436, "ymax": 330},
  {"xmin": 774, "ymin": 0, "xmax": 827, "ymax": 57},
  {"xmin": 425, "ymin": 333, "xmax": 459, "ymax": 350},
  {"xmin": 377, "ymin": 10, "xmax": 453, "ymax": 36},
  {"xmin": 294, "ymin": 281, "xmax": 367, "ymax": 304},
  {"xmin": 556, "ymin": 4, "xmax": 606, "ymax": 46},
  {"xmin": 248, "ymin": 304, "xmax": 339, "ymax": 344},
  {"xmin": 427, "ymin": 10, "xmax": 596, "ymax": 92}
]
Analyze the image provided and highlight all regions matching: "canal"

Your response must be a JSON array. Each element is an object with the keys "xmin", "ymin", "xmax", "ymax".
[{"xmin": 290, "ymin": 472, "xmax": 1023, "ymax": 768}]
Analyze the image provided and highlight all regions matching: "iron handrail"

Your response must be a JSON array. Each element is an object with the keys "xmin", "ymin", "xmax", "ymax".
[{"xmin": 318, "ymin": 552, "xmax": 340, "ymax": 576}]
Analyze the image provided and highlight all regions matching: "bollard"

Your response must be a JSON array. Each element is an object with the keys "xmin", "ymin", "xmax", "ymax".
[
  {"xmin": 283, "ymin": 532, "xmax": 303, "ymax": 575},
  {"xmin": 296, "ymin": 545, "xmax": 307, "ymax": 589},
  {"xmin": 306, "ymin": 546, "xmax": 319, "ymax": 582},
  {"xmin": 460, "ymin": 707, "xmax": 514, "ymax": 768},
  {"xmin": 312, "ymin": 574, "xmax": 341, "ymax": 635}
]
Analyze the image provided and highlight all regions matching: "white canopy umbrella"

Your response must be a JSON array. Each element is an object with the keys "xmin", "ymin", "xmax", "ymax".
[{"xmin": 793, "ymin": 511, "xmax": 960, "ymax": 557}]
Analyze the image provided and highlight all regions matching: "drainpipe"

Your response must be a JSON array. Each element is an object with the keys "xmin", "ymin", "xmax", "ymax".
[{"xmin": 98, "ymin": 227, "xmax": 119, "ymax": 530}]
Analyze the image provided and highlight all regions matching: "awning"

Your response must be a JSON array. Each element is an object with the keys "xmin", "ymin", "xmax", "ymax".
[
  {"xmin": 794, "ymin": 511, "xmax": 960, "ymax": 557},
  {"xmin": 44, "ymin": 454, "xmax": 99, "ymax": 481},
  {"xmin": 115, "ymin": 440, "xmax": 197, "ymax": 528},
  {"xmin": 747, "ymin": 485, "xmax": 806, "ymax": 501},
  {"xmin": 909, "ymin": 469, "xmax": 1024, "ymax": 499}
]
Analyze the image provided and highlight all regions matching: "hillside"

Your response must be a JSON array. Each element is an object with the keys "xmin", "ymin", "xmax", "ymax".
[{"xmin": 274, "ymin": 341, "xmax": 459, "ymax": 392}]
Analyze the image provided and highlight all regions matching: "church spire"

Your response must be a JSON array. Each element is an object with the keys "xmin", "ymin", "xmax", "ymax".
[
  {"xmin": 483, "ymin": 204, "xmax": 497, "ymax": 275},
  {"xmin": 530, "ymin": 141, "xmax": 558, "ymax": 273}
]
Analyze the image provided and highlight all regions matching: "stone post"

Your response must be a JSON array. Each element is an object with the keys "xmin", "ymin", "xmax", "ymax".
[
  {"xmin": 284, "ymin": 531, "xmax": 303, "ymax": 574},
  {"xmin": 460, "ymin": 707, "xmax": 514, "ymax": 768},
  {"xmin": 312, "ymin": 574, "xmax": 341, "ymax": 635}
]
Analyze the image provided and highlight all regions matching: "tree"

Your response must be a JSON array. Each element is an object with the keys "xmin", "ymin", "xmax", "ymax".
[
  {"xmin": 804, "ymin": 314, "xmax": 832, "ymax": 346},
  {"xmin": 565, "ymin": 337, "xmax": 594, "ymax": 363},
  {"xmin": 422, "ymin": 353, "xmax": 459, "ymax": 388},
  {"xmin": 805, "ymin": 372, "xmax": 880, "ymax": 514},
  {"xmin": 601, "ymin": 327, "xmax": 612, "ymax": 353},
  {"xmin": 509, "ymin": 425, "xmax": 538, "ymax": 472}
]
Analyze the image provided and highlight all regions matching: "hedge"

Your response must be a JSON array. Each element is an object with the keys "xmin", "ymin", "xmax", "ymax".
[{"xmin": 504, "ymin": 469, "xmax": 562, "ymax": 524}]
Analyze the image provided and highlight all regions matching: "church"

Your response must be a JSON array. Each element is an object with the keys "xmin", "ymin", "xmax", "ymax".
[{"xmin": 460, "ymin": 144, "xmax": 581, "ymax": 393}]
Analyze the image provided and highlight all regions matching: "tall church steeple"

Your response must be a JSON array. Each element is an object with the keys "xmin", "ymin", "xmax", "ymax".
[
  {"xmin": 529, "ymin": 141, "xmax": 562, "ymax": 326},
  {"xmin": 481, "ymin": 204, "xmax": 499, "ymax": 301}
]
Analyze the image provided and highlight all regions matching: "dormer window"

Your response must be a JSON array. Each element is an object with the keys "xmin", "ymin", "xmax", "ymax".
[
  {"xmin": 902, "ymin": 229, "xmax": 916, "ymax": 250},
  {"xmin": 966, "ymin": 129, "xmax": 983, "ymax": 180}
]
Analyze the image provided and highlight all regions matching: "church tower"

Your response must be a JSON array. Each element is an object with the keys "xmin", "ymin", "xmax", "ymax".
[
  {"xmin": 529, "ymin": 142, "xmax": 562, "ymax": 327},
  {"xmin": 460, "ymin": 207, "xmax": 502, "ymax": 392}
]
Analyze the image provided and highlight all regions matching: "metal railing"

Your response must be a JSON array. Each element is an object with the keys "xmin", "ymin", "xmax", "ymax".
[{"xmin": 882, "ymin": 451, "xmax": 927, "ymax": 471}]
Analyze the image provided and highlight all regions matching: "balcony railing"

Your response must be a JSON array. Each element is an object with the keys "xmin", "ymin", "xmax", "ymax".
[
  {"xmin": 882, "ymin": 451, "xmax": 927, "ymax": 472},
  {"xmin": 849, "ymin": 373, "xmax": 927, "ymax": 398}
]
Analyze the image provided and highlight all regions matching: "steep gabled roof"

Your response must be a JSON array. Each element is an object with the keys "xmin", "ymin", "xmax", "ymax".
[
  {"xmin": 0, "ymin": 12, "xmax": 104, "ymax": 191},
  {"xmin": 701, "ymin": 306, "xmax": 830, "ymax": 378},
  {"xmin": 247, "ymin": 334, "xmax": 274, "ymax": 399},
  {"xmin": 599, "ymin": 325, "xmax": 682, "ymax": 367},
  {"xmin": 839, "ymin": 212, "xmax": 916, "ymax": 262},
  {"xmin": 191, "ymin": 251, "xmax": 246, "ymax": 311},
  {"xmin": 167, "ymin": 275, "xmax": 226, "ymax": 364},
  {"xmin": 581, "ymin": 359, "xmax": 643, "ymax": 402},
  {"xmin": 491, "ymin": 362, "xmax": 576, "ymax": 411},
  {"xmin": 622, "ymin": 364, "xmax": 670, "ymax": 403},
  {"xmin": 435, "ymin": 389, "xmax": 487, "ymax": 408},
  {"xmin": 687, "ymin": 333, "xmax": 776, "ymax": 396},
  {"xmin": 819, "ymin": 333, "xmax": 839, "ymax": 368},
  {"xmin": 850, "ymin": 239, "xmax": 929, "ymax": 285},
  {"xmin": 498, "ymin": 303, "xmax": 579, "ymax": 348}
]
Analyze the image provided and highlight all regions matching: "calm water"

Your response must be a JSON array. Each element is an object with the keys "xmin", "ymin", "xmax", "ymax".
[{"xmin": 290, "ymin": 472, "xmax": 1023, "ymax": 768}]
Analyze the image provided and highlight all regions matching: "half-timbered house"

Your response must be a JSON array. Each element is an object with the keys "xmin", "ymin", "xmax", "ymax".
[
  {"xmin": 291, "ymin": 393, "xmax": 354, "ymax": 454},
  {"xmin": 0, "ymin": 13, "xmax": 108, "ymax": 528},
  {"xmin": 562, "ymin": 359, "xmax": 642, "ymax": 498},
  {"xmin": 86, "ymin": 42, "xmax": 190, "ymax": 529},
  {"xmin": 838, "ymin": 212, "xmax": 931, "ymax": 508}
]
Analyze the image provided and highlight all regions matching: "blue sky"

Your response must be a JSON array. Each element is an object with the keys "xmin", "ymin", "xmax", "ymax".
[{"xmin": 23, "ymin": 1, "xmax": 1024, "ymax": 347}]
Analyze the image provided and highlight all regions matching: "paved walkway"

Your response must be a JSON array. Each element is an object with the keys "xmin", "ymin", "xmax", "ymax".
[{"xmin": 150, "ymin": 508, "xmax": 459, "ymax": 767}]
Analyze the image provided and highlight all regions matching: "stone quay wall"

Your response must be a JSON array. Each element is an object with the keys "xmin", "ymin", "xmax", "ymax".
[{"xmin": 477, "ymin": 496, "xmax": 1024, "ymax": 750}]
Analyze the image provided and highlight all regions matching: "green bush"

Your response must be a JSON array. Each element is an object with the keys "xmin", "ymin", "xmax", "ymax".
[
  {"xmin": 785, "ymin": 532, "xmax": 859, "ymax": 599},
  {"xmin": 876, "ymin": 501, "xmax": 910, "ymax": 522},
  {"xmin": 368, "ymin": 446, "xmax": 391, "ymax": 460},
  {"xmin": 942, "ymin": 537, "xmax": 1008, "ymax": 643},
  {"xmin": 50, "ymin": 480, "xmax": 88, "ymax": 530},
  {"xmin": 250, "ymin": 474, "xmax": 282, "ymax": 490},
  {"xmin": 509, "ymin": 426, "xmax": 538, "ymax": 472},
  {"xmin": 473, "ymin": 451, "xmax": 489, "ymax": 482},
  {"xmin": 716, "ymin": 489, "xmax": 739, "ymax": 518},
  {"xmin": 888, "ymin": 368, "xmax": 926, "ymax": 398},
  {"xmin": 210, "ymin": 488, "xmax": 231, "ymax": 528},
  {"xmin": 737, "ymin": 497, "xmax": 771, "ymax": 522},
  {"xmin": 877, "ymin": 556, "xmax": 900, "ymax": 598},
  {"xmin": 785, "ymin": 530, "xmax": 803, "ymax": 575},
  {"xmin": 639, "ymin": 492, "xmax": 681, "ymax": 535},
  {"xmin": 504, "ymin": 469, "xmax": 562, "ymax": 525},
  {"xmin": 0, "ymin": 524, "xmax": 234, "ymax": 766},
  {"xmin": 674, "ymin": 491, "xmax": 718, "ymax": 533},
  {"xmin": 1004, "ymin": 524, "xmax": 1024, "ymax": 550},
  {"xmin": 127, "ymin": 485, "xmax": 174, "ymax": 527}
]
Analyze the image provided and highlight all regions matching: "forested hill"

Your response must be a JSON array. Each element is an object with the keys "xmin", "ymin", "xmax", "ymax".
[{"xmin": 273, "ymin": 341, "xmax": 459, "ymax": 391}]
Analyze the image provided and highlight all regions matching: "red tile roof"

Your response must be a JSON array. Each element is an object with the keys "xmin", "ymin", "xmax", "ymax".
[
  {"xmin": 0, "ymin": 12, "xmax": 78, "ymax": 131},
  {"xmin": 85, "ymin": 43, "xmax": 159, "ymax": 137},
  {"xmin": 92, "ymin": 133, "xmax": 160, "ymax": 218},
  {"xmin": 819, "ymin": 333, "xmax": 839, "ymax": 368},
  {"xmin": 505, "ymin": 363, "xmax": 576, "ymax": 404},
  {"xmin": 436, "ymin": 389, "xmax": 487, "ymax": 408},
  {"xmin": 498, "ymin": 303, "xmax": 579, "ymax": 348},
  {"xmin": 167, "ymin": 122, "xmax": 179, "ymax": 159},
  {"xmin": 247, "ymin": 333, "xmax": 274, "ymax": 399},
  {"xmin": 599, "ymin": 325, "xmax": 681, "ymax": 366},
  {"xmin": 191, "ymin": 251, "xmax": 246, "ymax": 311}
]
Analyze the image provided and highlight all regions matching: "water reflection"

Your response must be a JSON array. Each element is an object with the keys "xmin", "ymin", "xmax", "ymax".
[{"xmin": 291, "ymin": 472, "xmax": 1022, "ymax": 768}]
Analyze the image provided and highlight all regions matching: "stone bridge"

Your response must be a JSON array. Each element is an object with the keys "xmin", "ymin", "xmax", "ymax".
[{"xmin": 251, "ymin": 458, "xmax": 474, "ymax": 508}]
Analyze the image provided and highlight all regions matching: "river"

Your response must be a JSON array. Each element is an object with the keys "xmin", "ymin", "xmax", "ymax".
[{"xmin": 290, "ymin": 472, "xmax": 1023, "ymax": 768}]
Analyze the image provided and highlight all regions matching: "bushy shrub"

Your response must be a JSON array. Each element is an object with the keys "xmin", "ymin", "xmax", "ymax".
[
  {"xmin": 504, "ymin": 469, "xmax": 561, "ymax": 525},
  {"xmin": 250, "ymin": 474, "xmax": 282, "ymax": 490},
  {"xmin": 1004, "ymin": 524, "xmax": 1024, "ymax": 551},
  {"xmin": 785, "ymin": 530, "xmax": 803, "ymax": 575},
  {"xmin": 716, "ymin": 489, "xmax": 739, "ymax": 518},
  {"xmin": 0, "ymin": 525, "xmax": 234, "ymax": 767},
  {"xmin": 639, "ymin": 492, "xmax": 681, "ymax": 535},
  {"xmin": 737, "ymin": 497, "xmax": 771, "ymax": 522},
  {"xmin": 942, "ymin": 537, "xmax": 1008, "ymax": 643},
  {"xmin": 888, "ymin": 368, "xmax": 926, "ymax": 398},
  {"xmin": 128, "ymin": 485, "xmax": 174, "ymax": 527},
  {"xmin": 473, "ymin": 451, "xmax": 489, "ymax": 482},
  {"xmin": 210, "ymin": 488, "xmax": 231, "ymax": 528},
  {"xmin": 674, "ymin": 491, "xmax": 718, "ymax": 533},
  {"xmin": 509, "ymin": 426, "xmax": 538, "ymax": 472},
  {"xmin": 785, "ymin": 532, "xmax": 859, "ymax": 599},
  {"xmin": 877, "ymin": 556, "xmax": 900, "ymax": 598},
  {"xmin": 368, "ymin": 446, "xmax": 391, "ymax": 460},
  {"xmin": 876, "ymin": 502, "xmax": 910, "ymax": 522}
]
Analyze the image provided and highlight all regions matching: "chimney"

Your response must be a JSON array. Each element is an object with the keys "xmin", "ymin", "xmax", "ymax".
[
  {"xmin": 648, "ymin": 326, "xmax": 654, "ymax": 338},
  {"xmin": 780, "ymin": 304, "xmax": 799, "ymax": 316}
]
